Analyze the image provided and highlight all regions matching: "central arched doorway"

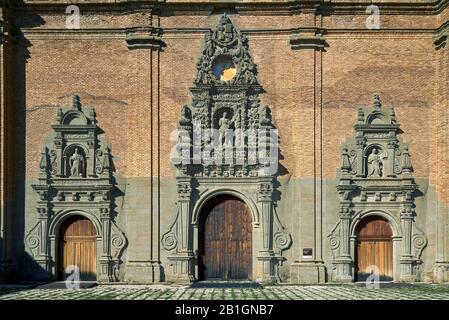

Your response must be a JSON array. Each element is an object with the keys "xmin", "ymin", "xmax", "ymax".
[
  {"xmin": 58, "ymin": 215, "xmax": 97, "ymax": 281},
  {"xmin": 355, "ymin": 216, "xmax": 393, "ymax": 281},
  {"xmin": 198, "ymin": 195, "xmax": 252, "ymax": 280}
]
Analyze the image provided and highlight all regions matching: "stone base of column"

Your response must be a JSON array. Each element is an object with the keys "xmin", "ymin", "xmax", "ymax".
[
  {"xmin": 166, "ymin": 253, "xmax": 196, "ymax": 283},
  {"xmin": 254, "ymin": 253, "xmax": 280, "ymax": 283},
  {"xmin": 290, "ymin": 261, "xmax": 327, "ymax": 284},
  {"xmin": 432, "ymin": 262, "xmax": 449, "ymax": 283},
  {"xmin": 330, "ymin": 257, "xmax": 353, "ymax": 283},
  {"xmin": 399, "ymin": 257, "xmax": 421, "ymax": 282},
  {"xmin": 124, "ymin": 260, "xmax": 164, "ymax": 283}
]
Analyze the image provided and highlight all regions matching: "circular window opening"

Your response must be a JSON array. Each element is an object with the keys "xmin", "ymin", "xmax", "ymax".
[{"xmin": 212, "ymin": 56, "xmax": 237, "ymax": 82}]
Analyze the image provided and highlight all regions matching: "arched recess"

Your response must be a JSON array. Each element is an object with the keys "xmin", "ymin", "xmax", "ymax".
[
  {"xmin": 363, "ymin": 143, "xmax": 387, "ymax": 178},
  {"xmin": 57, "ymin": 215, "xmax": 98, "ymax": 281},
  {"xmin": 197, "ymin": 195, "xmax": 253, "ymax": 280},
  {"xmin": 192, "ymin": 188, "xmax": 259, "ymax": 226},
  {"xmin": 62, "ymin": 144, "xmax": 88, "ymax": 178},
  {"xmin": 49, "ymin": 210, "xmax": 102, "ymax": 281}
]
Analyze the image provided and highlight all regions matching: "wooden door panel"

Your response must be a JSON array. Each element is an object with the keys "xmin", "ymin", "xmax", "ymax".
[
  {"xmin": 356, "ymin": 217, "xmax": 393, "ymax": 281},
  {"xmin": 200, "ymin": 196, "xmax": 252, "ymax": 280},
  {"xmin": 59, "ymin": 216, "xmax": 97, "ymax": 281}
]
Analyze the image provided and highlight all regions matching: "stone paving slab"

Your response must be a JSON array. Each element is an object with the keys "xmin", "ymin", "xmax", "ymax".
[{"xmin": 1, "ymin": 284, "xmax": 449, "ymax": 300}]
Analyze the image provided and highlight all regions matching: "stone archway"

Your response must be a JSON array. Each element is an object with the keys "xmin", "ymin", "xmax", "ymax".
[{"xmin": 198, "ymin": 195, "xmax": 252, "ymax": 280}]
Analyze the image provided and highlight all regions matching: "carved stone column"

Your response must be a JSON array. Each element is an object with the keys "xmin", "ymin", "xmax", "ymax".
[
  {"xmin": 98, "ymin": 207, "xmax": 112, "ymax": 282},
  {"xmin": 256, "ymin": 180, "xmax": 277, "ymax": 282},
  {"xmin": 87, "ymin": 133, "xmax": 96, "ymax": 177},
  {"xmin": 400, "ymin": 205, "xmax": 415, "ymax": 282},
  {"xmin": 36, "ymin": 207, "xmax": 51, "ymax": 279},
  {"xmin": 333, "ymin": 206, "xmax": 353, "ymax": 282},
  {"xmin": 167, "ymin": 177, "xmax": 195, "ymax": 282},
  {"xmin": 386, "ymin": 140, "xmax": 397, "ymax": 177},
  {"xmin": 355, "ymin": 135, "xmax": 365, "ymax": 177},
  {"xmin": 54, "ymin": 133, "xmax": 64, "ymax": 177}
]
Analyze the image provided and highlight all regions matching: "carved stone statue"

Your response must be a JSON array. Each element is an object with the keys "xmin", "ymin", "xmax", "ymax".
[
  {"xmin": 70, "ymin": 147, "xmax": 84, "ymax": 177},
  {"xmin": 218, "ymin": 112, "xmax": 233, "ymax": 145},
  {"xmin": 219, "ymin": 112, "xmax": 231, "ymax": 133},
  {"xmin": 341, "ymin": 148, "xmax": 351, "ymax": 173},
  {"xmin": 367, "ymin": 148, "xmax": 383, "ymax": 177}
]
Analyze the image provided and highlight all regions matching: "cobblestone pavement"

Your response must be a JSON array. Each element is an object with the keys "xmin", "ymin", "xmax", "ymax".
[{"xmin": 1, "ymin": 283, "xmax": 449, "ymax": 300}]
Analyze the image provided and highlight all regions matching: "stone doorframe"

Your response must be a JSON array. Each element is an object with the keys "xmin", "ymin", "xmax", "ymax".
[
  {"xmin": 349, "ymin": 210, "xmax": 401, "ymax": 281},
  {"xmin": 48, "ymin": 210, "xmax": 102, "ymax": 280},
  {"xmin": 162, "ymin": 177, "xmax": 292, "ymax": 283}
]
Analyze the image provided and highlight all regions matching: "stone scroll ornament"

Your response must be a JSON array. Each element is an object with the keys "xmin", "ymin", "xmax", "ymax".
[{"xmin": 329, "ymin": 94, "xmax": 427, "ymax": 282}]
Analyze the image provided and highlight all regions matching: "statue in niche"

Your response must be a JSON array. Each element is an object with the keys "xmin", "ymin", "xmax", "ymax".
[
  {"xmin": 218, "ymin": 112, "xmax": 233, "ymax": 145},
  {"xmin": 367, "ymin": 148, "xmax": 383, "ymax": 177},
  {"xmin": 70, "ymin": 147, "xmax": 85, "ymax": 177}
]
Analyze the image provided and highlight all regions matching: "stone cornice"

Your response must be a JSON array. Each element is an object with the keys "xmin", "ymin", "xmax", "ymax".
[
  {"xmin": 289, "ymin": 27, "xmax": 326, "ymax": 50},
  {"xmin": 8, "ymin": 0, "xmax": 449, "ymax": 15},
  {"xmin": 434, "ymin": 19, "xmax": 449, "ymax": 49},
  {"xmin": 125, "ymin": 25, "xmax": 164, "ymax": 49}
]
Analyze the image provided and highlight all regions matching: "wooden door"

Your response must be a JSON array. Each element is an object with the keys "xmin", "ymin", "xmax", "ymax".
[
  {"xmin": 58, "ymin": 216, "xmax": 97, "ymax": 281},
  {"xmin": 199, "ymin": 195, "xmax": 252, "ymax": 280},
  {"xmin": 355, "ymin": 217, "xmax": 393, "ymax": 281}
]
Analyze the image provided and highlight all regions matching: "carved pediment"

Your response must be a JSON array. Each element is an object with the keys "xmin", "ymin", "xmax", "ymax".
[
  {"xmin": 339, "ymin": 94, "xmax": 415, "ymax": 184},
  {"xmin": 194, "ymin": 14, "xmax": 260, "ymax": 87},
  {"xmin": 35, "ymin": 95, "xmax": 112, "ymax": 185},
  {"xmin": 172, "ymin": 15, "xmax": 278, "ymax": 179}
]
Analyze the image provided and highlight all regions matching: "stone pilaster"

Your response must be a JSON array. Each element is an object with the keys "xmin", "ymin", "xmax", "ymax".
[{"xmin": 0, "ymin": 7, "xmax": 13, "ymax": 281}]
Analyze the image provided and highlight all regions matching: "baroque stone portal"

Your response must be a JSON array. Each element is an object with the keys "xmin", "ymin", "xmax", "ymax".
[
  {"xmin": 162, "ymin": 14, "xmax": 292, "ymax": 282},
  {"xmin": 28, "ymin": 95, "xmax": 127, "ymax": 282},
  {"xmin": 329, "ymin": 94, "xmax": 427, "ymax": 282}
]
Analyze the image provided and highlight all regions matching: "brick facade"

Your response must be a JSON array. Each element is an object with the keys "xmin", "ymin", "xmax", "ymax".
[{"xmin": 1, "ymin": 0, "xmax": 449, "ymax": 283}]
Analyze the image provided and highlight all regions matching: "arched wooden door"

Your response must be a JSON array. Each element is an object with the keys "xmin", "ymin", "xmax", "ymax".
[
  {"xmin": 58, "ymin": 216, "xmax": 97, "ymax": 281},
  {"xmin": 198, "ymin": 195, "xmax": 252, "ymax": 280},
  {"xmin": 355, "ymin": 216, "xmax": 393, "ymax": 281}
]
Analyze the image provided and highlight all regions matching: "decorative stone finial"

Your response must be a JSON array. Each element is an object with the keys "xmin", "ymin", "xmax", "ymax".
[
  {"xmin": 179, "ymin": 105, "xmax": 192, "ymax": 127},
  {"xmin": 89, "ymin": 108, "xmax": 96, "ymax": 122},
  {"xmin": 261, "ymin": 106, "xmax": 273, "ymax": 127},
  {"xmin": 56, "ymin": 107, "xmax": 63, "ymax": 123},
  {"xmin": 401, "ymin": 146, "xmax": 412, "ymax": 173},
  {"xmin": 389, "ymin": 107, "xmax": 396, "ymax": 123},
  {"xmin": 372, "ymin": 93, "xmax": 381, "ymax": 109},
  {"xmin": 357, "ymin": 108, "xmax": 364, "ymax": 123},
  {"xmin": 72, "ymin": 94, "xmax": 81, "ymax": 110},
  {"xmin": 341, "ymin": 148, "xmax": 351, "ymax": 173}
]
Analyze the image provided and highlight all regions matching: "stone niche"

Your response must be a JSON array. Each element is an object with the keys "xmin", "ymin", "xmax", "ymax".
[
  {"xmin": 28, "ymin": 95, "xmax": 127, "ymax": 282},
  {"xmin": 162, "ymin": 14, "xmax": 292, "ymax": 283},
  {"xmin": 329, "ymin": 94, "xmax": 427, "ymax": 283}
]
